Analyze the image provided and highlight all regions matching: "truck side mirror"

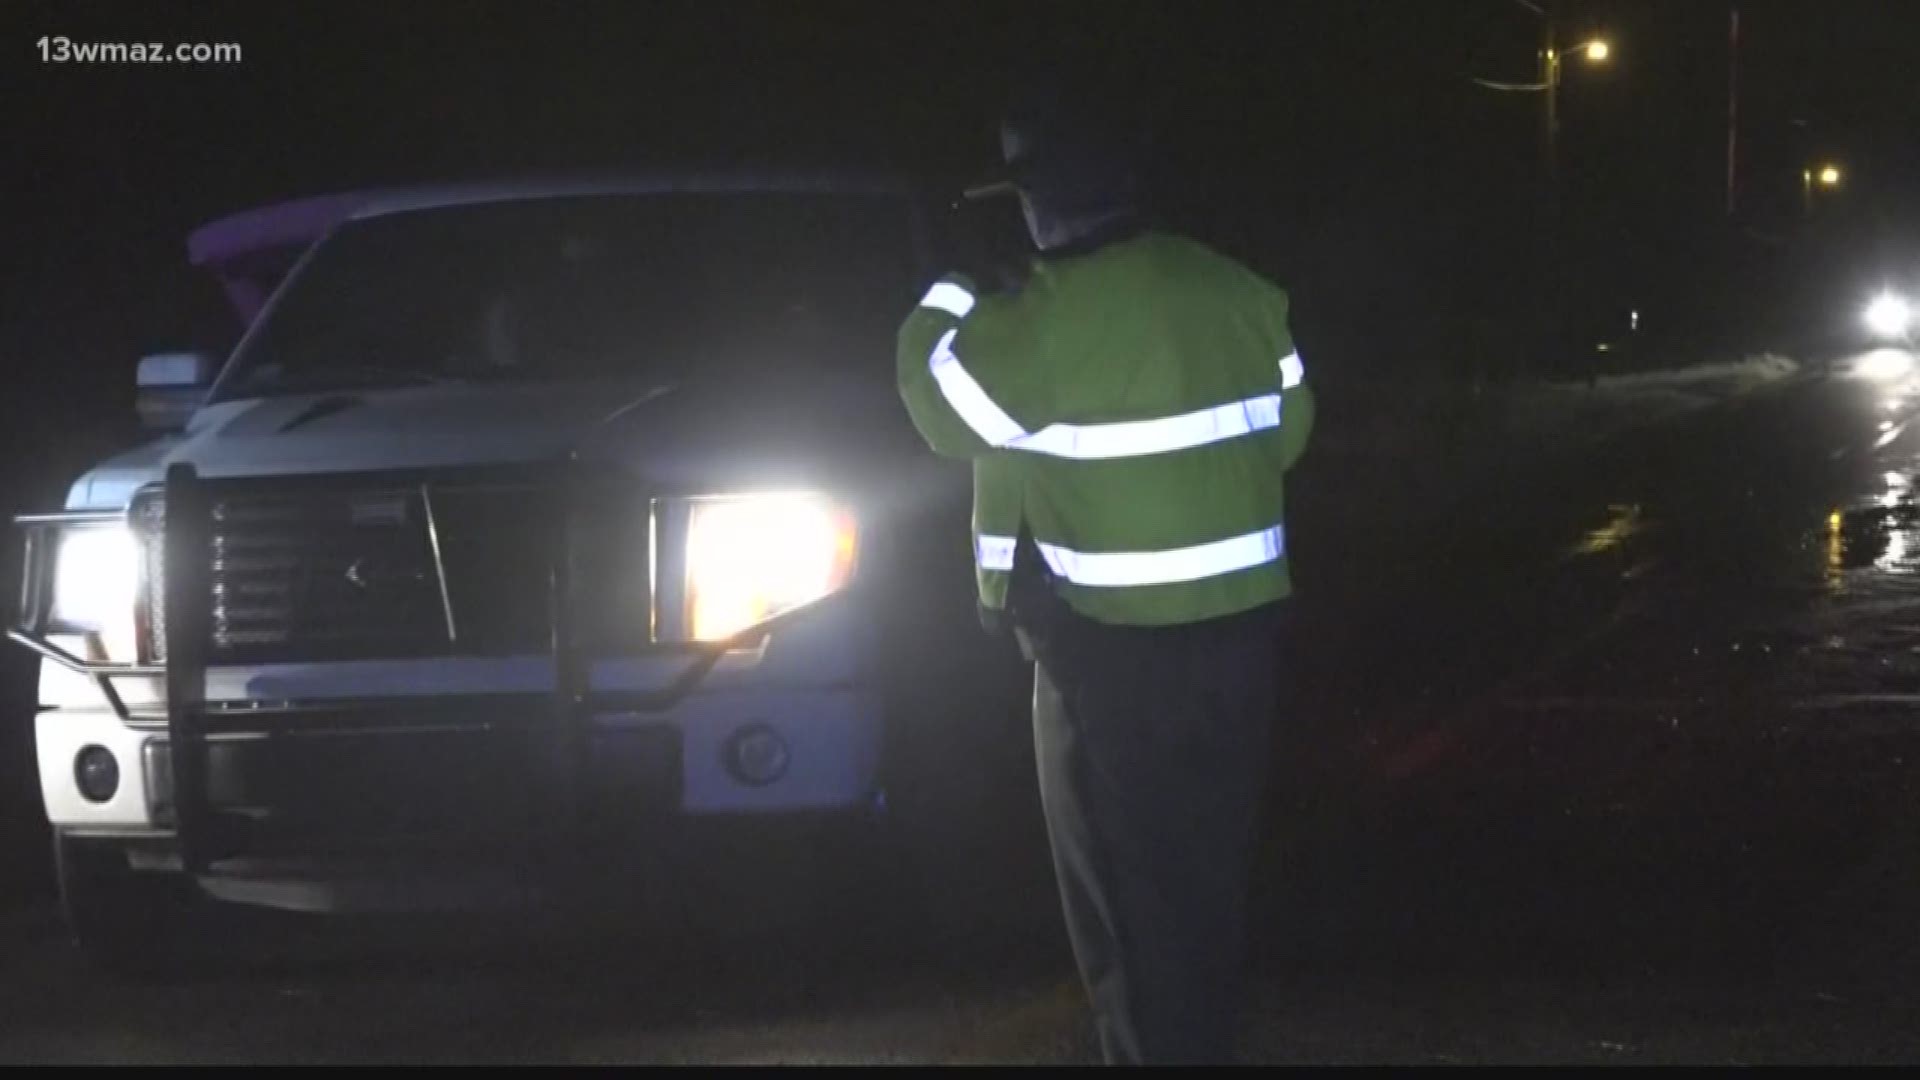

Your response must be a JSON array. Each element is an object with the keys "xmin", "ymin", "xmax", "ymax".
[{"xmin": 136, "ymin": 351, "xmax": 216, "ymax": 432}]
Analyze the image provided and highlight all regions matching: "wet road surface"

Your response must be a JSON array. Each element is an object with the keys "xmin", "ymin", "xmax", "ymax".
[{"xmin": 11, "ymin": 357, "xmax": 1920, "ymax": 1062}]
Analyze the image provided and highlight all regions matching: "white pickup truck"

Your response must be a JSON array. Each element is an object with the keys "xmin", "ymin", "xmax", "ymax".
[{"xmin": 10, "ymin": 174, "xmax": 1022, "ymax": 968}]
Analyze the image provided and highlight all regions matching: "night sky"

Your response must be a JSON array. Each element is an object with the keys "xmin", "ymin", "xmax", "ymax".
[{"xmin": 5, "ymin": 0, "xmax": 1920, "ymax": 509}]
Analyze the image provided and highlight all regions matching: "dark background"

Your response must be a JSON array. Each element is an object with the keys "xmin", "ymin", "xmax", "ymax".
[
  {"xmin": 5, "ymin": 0, "xmax": 1920, "ymax": 892},
  {"xmin": 11, "ymin": 0, "xmax": 1920, "ymax": 457}
]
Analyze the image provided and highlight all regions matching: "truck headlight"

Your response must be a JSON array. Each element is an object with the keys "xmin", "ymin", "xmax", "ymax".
[
  {"xmin": 48, "ymin": 523, "xmax": 143, "ymax": 660},
  {"xmin": 683, "ymin": 494, "xmax": 858, "ymax": 642}
]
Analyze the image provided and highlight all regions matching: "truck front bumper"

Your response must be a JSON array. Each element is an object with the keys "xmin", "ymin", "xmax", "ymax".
[{"xmin": 35, "ymin": 589, "xmax": 884, "ymax": 840}]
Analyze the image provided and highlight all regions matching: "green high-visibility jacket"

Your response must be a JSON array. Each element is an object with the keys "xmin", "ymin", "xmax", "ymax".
[{"xmin": 896, "ymin": 230, "xmax": 1315, "ymax": 627}]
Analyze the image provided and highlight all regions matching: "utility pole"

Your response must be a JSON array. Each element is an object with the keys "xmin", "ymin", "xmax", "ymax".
[
  {"xmin": 1470, "ymin": 0, "xmax": 1612, "ymax": 372},
  {"xmin": 1726, "ymin": 5, "xmax": 1740, "ymax": 218},
  {"xmin": 1537, "ymin": 4, "xmax": 1564, "ymax": 375},
  {"xmin": 1540, "ymin": 15, "xmax": 1559, "ymax": 185},
  {"xmin": 1538, "ymin": 13, "xmax": 1561, "ymax": 369}
]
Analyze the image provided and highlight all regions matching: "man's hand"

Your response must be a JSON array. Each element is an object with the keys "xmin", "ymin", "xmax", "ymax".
[
  {"xmin": 975, "ymin": 255, "xmax": 1032, "ymax": 297},
  {"xmin": 947, "ymin": 198, "xmax": 1034, "ymax": 297}
]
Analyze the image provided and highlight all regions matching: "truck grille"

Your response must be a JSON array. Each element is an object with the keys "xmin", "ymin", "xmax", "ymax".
[
  {"xmin": 140, "ymin": 476, "xmax": 584, "ymax": 664},
  {"xmin": 209, "ymin": 488, "xmax": 451, "ymax": 660}
]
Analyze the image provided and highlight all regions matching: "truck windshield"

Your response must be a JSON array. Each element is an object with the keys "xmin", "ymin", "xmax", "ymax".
[{"xmin": 216, "ymin": 192, "xmax": 922, "ymax": 399}]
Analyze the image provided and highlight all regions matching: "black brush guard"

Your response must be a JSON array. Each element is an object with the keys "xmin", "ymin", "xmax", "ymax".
[{"xmin": 14, "ymin": 460, "xmax": 833, "ymax": 877}]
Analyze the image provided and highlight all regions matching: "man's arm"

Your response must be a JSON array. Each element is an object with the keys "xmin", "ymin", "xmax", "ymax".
[
  {"xmin": 896, "ymin": 273, "xmax": 1049, "ymax": 460},
  {"xmin": 1277, "ymin": 345, "xmax": 1315, "ymax": 473},
  {"xmin": 1268, "ymin": 286, "xmax": 1315, "ymax": 473}
]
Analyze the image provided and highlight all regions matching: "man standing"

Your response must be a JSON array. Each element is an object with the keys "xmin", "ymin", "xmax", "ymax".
[{"xmin": 895, "ymin": 87, "xmax": 1316, "ymax": 1064}]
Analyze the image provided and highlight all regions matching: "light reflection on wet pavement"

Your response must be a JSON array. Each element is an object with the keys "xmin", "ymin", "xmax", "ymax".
[
  {"xmin": 1264, "ymin": 354, "xmax": 1920, "ymax": 987},
  {"xmin": 1301, "ymin": 353, "xmax": 1920, "ymax": 726}
]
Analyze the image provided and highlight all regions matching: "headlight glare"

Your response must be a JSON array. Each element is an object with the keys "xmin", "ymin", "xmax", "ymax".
[
  {"xmin": 50, "ymin": 525, "xmax": 140, "ymax": 632},
  {"xmin": 47, "ymin": 523, "xmax": 142, "ymax": 662},
  {"xmin": 684, "ymin": 494, "xmax": 857, "ymax": 642},
  {"xmin": 1865, "ymin": 293, "xmax": 1914, "ymax": 340}
]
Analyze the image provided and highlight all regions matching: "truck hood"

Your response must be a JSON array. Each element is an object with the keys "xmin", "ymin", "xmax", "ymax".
[{"xmin": 67, "ymin": 371, "xmax": 912, "ymax": 510}]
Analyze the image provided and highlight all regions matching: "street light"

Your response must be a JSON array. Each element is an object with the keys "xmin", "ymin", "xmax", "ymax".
[
  {"xmin": 1469, "ymin": 6, "xmax": 1614, "ymax": 373},
  {"xmin": 1542, "ymin": 39, "xmax": 1612, "ymax": 171},
  {"xmin": 1471, "ymin": 33, "xmax": 1615, "ymax": 177},
  {"xmin": 1804, "ymin": 162, "xmax": 1844, "ymax": 215}
]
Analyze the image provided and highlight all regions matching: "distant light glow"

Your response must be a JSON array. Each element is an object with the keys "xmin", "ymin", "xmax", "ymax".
[
  {"xmin": 1583, "ymin": 39, "xmax": 1610, "ymax": 62},
  {"xmin": 1819, "ymin": 164, "xmax": 1842, "ymax": 187},
  {"xmin": 1865, "ymin": 296, "xmax": 1915, "ymax": 341},
  {"xmin": 1572, "ymin": 503, "xmax": 1644, "ymax": 557}
]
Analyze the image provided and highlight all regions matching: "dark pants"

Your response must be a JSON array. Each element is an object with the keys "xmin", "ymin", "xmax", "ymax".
[{"xmin": 1021, "ymin": 600, "xmax": 1281, "ymax": 1065}]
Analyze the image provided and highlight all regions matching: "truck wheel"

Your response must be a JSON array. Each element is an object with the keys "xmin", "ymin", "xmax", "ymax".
[{"xmin": 53, "ymin": 834, "xmax": 197, "ymax": 977}]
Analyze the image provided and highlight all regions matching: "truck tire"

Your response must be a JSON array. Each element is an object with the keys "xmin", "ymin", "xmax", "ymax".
[{"xmin": 53, "ymin": 834, "xmax": 198, "ymax": 977}]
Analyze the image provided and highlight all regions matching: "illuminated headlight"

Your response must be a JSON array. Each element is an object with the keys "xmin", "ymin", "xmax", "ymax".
[
  {"xmin": 1865, "ymin": 293, "xmax": 1915, "ymax": 340},
  {"xmin": 49, "ymin": 525, "xmax": 142, "ymax": 656},
  {"xmin": 684, "ymin": 494, "xmax": 857, "ymax": 642}
]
